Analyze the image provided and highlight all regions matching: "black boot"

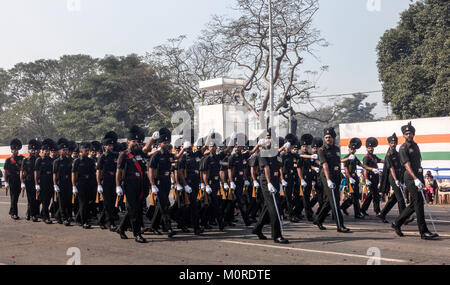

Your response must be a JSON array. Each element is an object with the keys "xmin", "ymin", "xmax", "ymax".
[
  {"xmin": 274, "ymin": 236, "xmax": 289, "ymax": 244},
  {"xmin": 313, "ymin": 220, "xmax": 326, "ymax": 230},
  {"xmin": 391, "ymin": 222, "xmax": 404, "ymax": 237},
  {"xmin": 252, "ymin": 229, "xmax": 267, "ymax": 240},
  {"xmin": 135, "ymin": 235, "xmax": 147, "ymax": 243},
  {"xmin": 341, "ymin": 208, "xmax": 349, "ymax": 216},
  {"xmin": 118, "ymin": 230, "xmax": 128, "ymax": 239},
  {"xmin": 376, "ymin": 213, "xmax": 388, "ymax": 223}
]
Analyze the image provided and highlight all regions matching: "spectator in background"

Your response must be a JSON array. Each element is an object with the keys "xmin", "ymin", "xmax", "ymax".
[{"xmin": 424, "ymin": 171, "xmax": 438, "ymax": 204}]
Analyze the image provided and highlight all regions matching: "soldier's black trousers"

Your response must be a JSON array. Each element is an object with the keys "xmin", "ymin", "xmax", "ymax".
[
  {"xmin": 98, "ymin": 180, "xmax": 116, "ymax": 227},
  {"xmin": 25, "ymin": 180, "xmax": 39, "ymax": 217},
  {"xmin": 380, "ymin": 175, "xmax": 406, "ymax": 217},
  {"xmin": 8, "ymin": 178, "xmax": 21, "ymax": 216},
  {"xmin": 185, "ymin": 178, "xmax": 200, "ymax": 230},
  {"xmin": 150, "ymin": 178, "xmax": 172, "ymax": 232},
  {"xmin": 361, "ymin": 176, "xmax": 381, "ymax": 214},
  {"xmin": 119, "ymin": 178, "xmax": 144, "ymax": 237},
  {"xmin": 76, "ymin": 180, "xmax": 92, "ymax": 225},
  {"xmin": 301, "ymin": 182, "xmax": 314, "ymax": 219},
  {"xmin": 253, "ymin": 179, "xmax": 282, "ymax": 239},
  {"xmin": 395, "ymin": 176, "xmax": 429, "ymax": 234},
  {"xmin": 341, "ymin": 182, "xmax": 361, "ymax": 217},
  {"xmin": 315, "ymin": 175, "xmax": 345, "ymax": 229},
  {"xmin": 206, "ymin": 183, "xmax": 224, "ymax": 227},
  {"xmin": 56, "ymin": 182, "xmax": 72, "ymax": 222},
  {"xmin": 39, "ymin": 180, "xmax": 53, "ymax": 220},
  {"xmin": 234, "ymin": 180, "xmax": 249, "ymax": 224},
  {"xmin": 310, "ymin": 181, "xmax": 324, "ymax": 214},
  {"xmin": 283, "ymin": 177, "xmax": 295, "ymax": 218},
  {"xmin": 248, "ymin": 186, "xmax": 264, "ymax": 219}
]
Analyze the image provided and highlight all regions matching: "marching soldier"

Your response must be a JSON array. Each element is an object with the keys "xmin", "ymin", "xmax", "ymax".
[
  {"xmin": 4, "ymin": 139, "xmax": 24, "ymax": 220},
  {"xmin": 340, "ymin": 138, "xmax": 365, "ymax": 219},
  {"xmin": 72, "ymin": 142, "xmax": 96, "ymax": 229},
  {"xmin": 313, "ymin": 127, "xmax": 350, "ymax": 233},
  {"xmin": 377, "ymin": 133, "xmax": 413, "ymax": 224},
  {"xmin": 310, "ymin": 137, "xmax": 324, "ymax": 215},
  {"xmin": 280, "ymin": 134, "xmax": 298, "ymax": 222},
  {"xmin": 392, "ymin": 122, "xmax": 438, "ymax": 240},
  {"xmin": 116, "ymin": 126, "xmax": 148, "ymax": 243},
  {"xmin": 35, "ymin": 139, "xmax": 55, "ymax": 224},
  {"xmin": 149, "ymin": 128, "xmax": 176, "ymax": 238},
  {"xmin": 296, "ymin": 134, "xmax": 316, "ymax": 222},
  {"xmin": 21, "ymin": 139, "xmax": 41, "ymax": 222},
  {"xmin": 97, "ymin": 131, "xmax": 119, "ymax": 231},
  {"xmin": 360, "ymin": 137, "xmax": 384, "ymax": 216},
  {"xmin": 53, "ymin": 138, "xmax": 73, "ymax": 226},
  {"xmin": 252, "ymin": 137, "xmax": 289, "ymax": 244}
]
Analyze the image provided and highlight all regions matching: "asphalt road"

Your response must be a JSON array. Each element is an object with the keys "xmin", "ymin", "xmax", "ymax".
[{"xmin": 0, "ymin": 194, "xmax": 448, "ymax": 265}]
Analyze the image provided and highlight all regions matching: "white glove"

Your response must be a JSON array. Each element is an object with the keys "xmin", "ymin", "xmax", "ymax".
[
  {"xmin": 281, "ymin": 180, "xmax": 288, "ymax": 187},
  {"xmin": 116, "ymin": 186, "xmax": 123, "ymax": 196},
  {"xmin": 372, "ymin": 168, "xmax": 379, "ymax": 175},
  {"xmin": 230, "ymin": 182, "xmax": 236, "ymax": 189},
  {"xmin": 314, "ymin": 168, "xmax": 320, "ymax": 174},
  {"xmin": 205, "ymin": 185, "xmax": 212, "ymax": 194},
  {"xmin": 35, "ymin": 185, "xmax": 40, "ymax": 191},
  {"xmin": 223, "ymin": 183, "xmax": 229, "ymax": 190},
  {"xmin": 348, "ymin": 154, "xmax": 355, "ymax": 160},
  {"xmin": 283, "ymin": 142, "xmax": 291, "ymax": 149},
  {"xmin": 395, "ymin": 180, "xmax": 400, "ymax": 187},
  {"xmin": 311, "ymin": 154, "xmax": 318, "ymax": 160},
  {"xmin": 151, "ymin": 185, "xmax": 159, "ymax": 194},
  {"xmin": 312, "ymin": 181, "xmax": 316, "ymax": 187},
  {"xmin": 244, "ymin": 180, "xmax": 250, "ymax": 186},
  {"xmin": 97, "ymin": 185, "xmax": 103, "ymax": 194},
  {"xmin": 366, "ymin": 180, "xmax": 372, "ymax": 186},
  {"xmin": 301, "ymin": 179, "xmax": 307, "ymax": 187},
  {"xmin": 401, "ymin": 183, "xmax": 406, "ymax": 189},
  {"xmin": 268, "ymin": 183, "xmax": 277, "ymax": 193},
  {"xmin": 176, "ymin": 184, "xmax": 183, "ymax": 191},
  {"xmin": 152, "ymin": 131, "xmax": 160, "ymax": 140},
  {"xmin": 414, "ymin": 179, "xmax": 424, "ymax": 189},
  {"xmin": 5, "ymin": 182, "xmax": 9, "ymax": 189},
  {"xmin": 253, "ymin": 180, "xmax": 260, "ymax": 188},
  {"xmin": 21, "ymin": 183, "xmax": 25, "ymax": 190},
  {"xmin": 200, "ymin": 183, "xmax": 206, "ymax": 190},
  {"xmin": 54, "ymin": 185, "xmax": 60, "ymax": 193},
  {"xmin": 349, "ymin": 178, "xmax": 356, "ymax": 184},
  {"xmin": 183, "ymin": 141, "xmax": 191, "ymax": 148},
  {"xmin": 170, "ymin": 177, "xmax": 174, "ymax": 184},
  {"xmin": 72, "ymin": 186, "xmax": 78, "ymax": 194},
  {"xmin": 327, "ymin": 179, "xmax": 335, "ymax": 189},
  {"xmin": 184, "ymin": 185, "xmax": 192, "ymax": 194}
]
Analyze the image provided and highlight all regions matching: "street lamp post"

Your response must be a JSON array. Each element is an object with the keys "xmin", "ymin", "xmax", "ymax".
[{"xmin": 268, "ymin": 0, "xmax": 274, "ymax": 125}]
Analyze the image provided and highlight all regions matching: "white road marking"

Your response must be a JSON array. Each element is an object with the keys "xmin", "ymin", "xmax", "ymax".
[{"xmin": 221, "ymin": 240, "xmax": 409, "ymax": 263}]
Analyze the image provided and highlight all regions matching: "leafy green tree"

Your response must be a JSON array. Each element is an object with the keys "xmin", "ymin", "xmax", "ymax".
[{"xmin": 377, "ymin": 0, "xmax": 449, "ymax": 119}]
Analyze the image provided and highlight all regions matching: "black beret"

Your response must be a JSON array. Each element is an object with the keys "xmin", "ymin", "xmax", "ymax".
[
  {"xmin": 366, "ymin": 137, "xmax": 378, "ymax": 148},
  {"xmin": 128, "ymin": 125, "xmax": 145, "ymax": 142},
  {"xmin": 103, "ymin": 131, "xmax": 118, "ymax": 145},
  {"xmin": 401, "ymin": 121, "xmax": 415, "ymax": 135},
  {"xmin": 285, "ymin": 133, "xmax": 298, "ymax": 145},
  {"xmin": 28, "ymin": 139, "xmax": 41, "ymax": 150},
  {"xmin": 300, "ymin": 134, "xmax": 313, "ymax": 146},
  {"xmin": 349, "ymin": 138, "xmax": 362, "ymax": 150},
  {"xmin": 387, "ymin": 133, "xmax": 398, "ymax": 143},
  {"xmin": 311, "ymin": 137, "xmax": 323, "ymax": 148},
  {"xmin": 41, "ymin": 138, "xmax": 55, "ymax": 151},
  {"xmin": 10, "ymin": 138, "xmax": 22, "ymax": 150},
  {"xmin": 324, "ymin": 127, "xmax": 336, "ymax": 138},
  {"xmin": 57, "ymin": 138, "xmax": 69, "ymax": 150},
  {"xmin": 158, "ymin": 127, "xmax": 171, "ymax": 144},
  {"xmin": 80, "ymin": 141, "xmax": 92, "ymax": 150},
  {"xmin": 91, "ymin": 141, "xmax": 102, "ymax": 152}
]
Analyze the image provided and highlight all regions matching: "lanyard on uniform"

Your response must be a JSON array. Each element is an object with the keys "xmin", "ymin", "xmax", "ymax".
[
  {"xmin": 125, "ymin": 151, "xmax": 143, "ymax": 178},
  {"xmin": 10, "ymin": 157, "xmax": 20, "ymax": 171}
]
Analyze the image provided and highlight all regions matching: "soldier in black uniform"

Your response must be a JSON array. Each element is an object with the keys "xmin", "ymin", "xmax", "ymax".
[
  {"xmin": 296, "ymin": 134, "xmax": 316, "ymax": 222},
  {"xmin": 392, "ymin": 122, "xmax": 438, "ymax": 240},
  {"xmin": 227, "ymin": 133, "xmax": 251, "ymax": 226},
  {"xmin": 4, "ymin": 139, "xmax": 24, "ymax": 220},
  {"xmin": 360, "ymin": 137, "xmax": 384, "ymax": 216},
  {"xmin": 53, "ymin": 138, "xmax": 73, "ymax": 226},
  {"xmin": 21, "ymin": 139, "xmax": 41, "ymax": 222},
  {"xmin": 252, "ymin": 137, "xmax": 289, "ymax": 244},
  {"xmin": 35, "ymin": 139, "xmax": 55, "ymax": 224},
  {"xmin": 97, "ymin": 131, "xmax": 119, "ymax": 231},
  {"xmin": 72, "ymin": 142, "xmax": 96, "ymax": 229},
  {"xmin": 310, "ymin": 137, "xmax": 324, "ymax": 214},
  {"xmin": 149, "ymin": 128, "xmax": 176, "ymax": 238},
  {"xmin": 247, "ymin": 143, "xmax": 263, "ymax": 223},
  {"xmin": 340, "ymin": 138, "xmax": 365, "ymax": 219},
  {"xmin": 313, "ymin": 128, "xmax": 350, "ymax": 233},
  {"xmin": 116, "ymin": 126, "xmax": 148, "ymax": 243},
  {"xmin": 377, "ymin": 133, "xmax": 412, "ymax": 223},
  {"xmin": 279, "ymin": 134, "xmax": 298, "ymax": 222}
]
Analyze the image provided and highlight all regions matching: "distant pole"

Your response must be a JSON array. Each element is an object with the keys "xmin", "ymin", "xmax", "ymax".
[{"xmin": 268, "ymin": 0, "xmax": 274, "ymax": 123}]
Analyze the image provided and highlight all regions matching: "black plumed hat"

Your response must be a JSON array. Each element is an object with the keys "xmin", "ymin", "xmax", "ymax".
[
  {"xmin": 311, "ymin": 137, "xmax": 323, "ymax": 148},
  {"xmin": 28, "ymin": 139, "xmax": 41, "ymax": 150},
  {"xmin": 103, "ymin": 131, "xmax": 118, "ymax": 145},
  {"xmin": 10, "ymin": 138, "xmax": 22, "ymax": 150},
  {"xmin": 57, "ymin": 138, "xmax": 69, "ymax": 150},
  {"xmin": 366, "ymin": 137, "xmax": 378, "ymax": 148},
  {"xmin": 300, "ymin": 134, "xmax": 313, "ymax": 146},
  {"xmin": 349, "ymin": 138, "xmax": 362, "ymax": 150}
]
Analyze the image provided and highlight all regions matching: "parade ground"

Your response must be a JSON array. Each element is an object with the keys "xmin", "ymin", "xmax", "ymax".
[{"xmin": 0, "ymin": 195, "xmax": 448, "ymax": 265}]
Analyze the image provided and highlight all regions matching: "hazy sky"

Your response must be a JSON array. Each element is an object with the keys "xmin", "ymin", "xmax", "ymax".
[{"xmin": 0, "ymin": 0, "xmax": 417, "ymax": 117}]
